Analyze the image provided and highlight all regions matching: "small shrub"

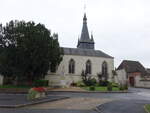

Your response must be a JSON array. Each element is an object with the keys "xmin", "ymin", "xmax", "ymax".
[
  {"xmin": 89, "ymin": 86, "xmax": 95, "ymax": 91},
  {"xmin": 27, "ymin": 89, "xmax": 38, "ymax": 100},
  {"xmin": 119, "ymin": 85, "xmax": 124, "ymax": 90},
  {"xmin": 34, "ymin": 80, "xmax": 49, "ymax": 87},
  {"xmin": 112, "ymin": 82, "xmax": 119, "ymax": 87},
  {"xmin": 107, "ymin": 83, "xmax": 112, "ymax": 91},
  {"xmin": 119, "ymin": 84, "xmax": 128, "ymax": 90},
  {"xmin": 99, "ymin": 81, "xmax": 109, "ymax": 86},
  {"xmin": 81, "ymin": 70, "xmax": 97, "ymax": 86},
  {"xmin": 124, "ymin": 84, "xmax": 128, "ymax": 90},
  {"xmin": 76, "ymin": 81, "xmax": 85, "ymax": 87},
  {"xmin": 85, "ymin": 78, "xmax": 97, "ymax": 86}
]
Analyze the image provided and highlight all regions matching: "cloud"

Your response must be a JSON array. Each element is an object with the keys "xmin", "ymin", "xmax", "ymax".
[{"xmin": 0, "ymin": 0, "xmax": 150, "ymax": 67}]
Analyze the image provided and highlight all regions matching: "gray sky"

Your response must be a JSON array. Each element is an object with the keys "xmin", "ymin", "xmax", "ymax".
[{"xmin": 1, "ymin": 0, "xmax": 150, "ymax": 68}]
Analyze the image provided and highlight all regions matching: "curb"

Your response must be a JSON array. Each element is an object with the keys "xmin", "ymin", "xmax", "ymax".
[
  {"xmin": 0, "ymin": 96, "xmax": 69, "ymax": 108},
  {"xmin": 93, "ymin": 107, "xmax": 102, "ymax": 113},
  {"xmin": 93, "ymin": 100, "xmax": 119, "ymax": 113},
  {"xmin": 0, "ymin": 90, "xmax": 131, "ymax": 94},
  {"xmin": 0, "ymin": 91, "xmax": 27, "ymax": 94},
  {"xmin": 48, "ymin": 90, "xmax": 131, "ymax": 93}
]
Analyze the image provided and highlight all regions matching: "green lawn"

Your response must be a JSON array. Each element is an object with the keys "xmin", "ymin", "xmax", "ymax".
[
  {"xmin": 145, "ymin": 104, "xmax": 150, "ymax": 112},
  {"xmin": 82, "ymin": 86, "xmax": 120, "ymax": 91}
]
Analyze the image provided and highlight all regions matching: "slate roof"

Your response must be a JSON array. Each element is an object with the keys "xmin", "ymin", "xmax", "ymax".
[
  {"xmin": 62, "ymin": 47, "xmax": 113, "ymax": 58},
  {"xmin": 77, "ymin": 13, "xmax": 95, "ymax": 49},
  {"xmin": 80, "ymin": 13, "xmax": 91, "ymax": 43},
  {"xmin": 117, "ymin": 60, "xmax": 146, "ymax": 74}
]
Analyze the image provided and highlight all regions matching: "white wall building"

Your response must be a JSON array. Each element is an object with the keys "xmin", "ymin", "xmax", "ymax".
[{"xmin": 45, "ymin": 13, "xmax": 114, "ymax": 87}]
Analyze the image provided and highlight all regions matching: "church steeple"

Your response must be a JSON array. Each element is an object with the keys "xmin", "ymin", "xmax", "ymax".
[{"xmin": 77, "ymin": 13, "xmax": 95, "ymax": 49}]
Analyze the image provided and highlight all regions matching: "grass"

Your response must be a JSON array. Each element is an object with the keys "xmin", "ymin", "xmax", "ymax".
[
  {"xmin": 145, "ymin": 104, "xmax": 150, "ymax": 113},
  {"xmin": 82, "ymin": 86, "xmax": 120, "ymax": 91},
  {"xmin": 0, "ymin": 85, "xmax": 31, "ymax": 89}
]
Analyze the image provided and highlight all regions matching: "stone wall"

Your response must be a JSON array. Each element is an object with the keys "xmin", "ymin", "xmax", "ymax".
[
  {"xmin": 0, "ymin": 75, "xmax": 3, "ymax": 85},
  {"xmin": 45, "ymin": 54, "xmax": 114, "ymax": 87},
  {"xmin": 45, "ymin": 73, "xmax": 82, "ymax": 87},
  {"xmin": 57, "ymin": 55, "xmax": 114, "ymax": 81},
  {"xmin": 135, "ymin": 76, "xmax": 150, "ymax": 88}
]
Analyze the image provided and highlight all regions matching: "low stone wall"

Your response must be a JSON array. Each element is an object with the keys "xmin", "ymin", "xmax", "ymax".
[
  {"xmin": 45, "ymin": 73, "xmax": 99, "ymax": 87},
  {"xmin": 135, "ymin": 76, "xmax": 150, "ymax": 88},
  {"xmin": 45, "ymin": 74, "xmax": 82, "ymax": 87}
]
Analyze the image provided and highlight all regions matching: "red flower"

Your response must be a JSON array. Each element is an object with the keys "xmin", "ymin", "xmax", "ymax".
[{"xmin": 33, "ymin": 87, "xmax": 46, "ymax": 92}]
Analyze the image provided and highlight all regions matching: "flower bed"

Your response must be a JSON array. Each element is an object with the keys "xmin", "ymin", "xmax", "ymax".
[{"xmin": 27, "ymin": 87, "xmax": 47, "ymax": 100}]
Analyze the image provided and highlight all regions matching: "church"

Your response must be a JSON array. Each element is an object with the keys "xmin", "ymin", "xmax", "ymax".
[{"xmin": 45, "ymin": 13, "xmax": 114, "ymax": 87}]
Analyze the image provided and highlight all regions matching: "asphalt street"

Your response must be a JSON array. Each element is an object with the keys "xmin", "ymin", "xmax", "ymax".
[{"xmin": 0, "ymin": 88, "xmax": 150, "ymax": 113}]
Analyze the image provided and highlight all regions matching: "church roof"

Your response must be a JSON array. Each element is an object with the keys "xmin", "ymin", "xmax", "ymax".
[{"xmin": 62, "ymin": 47, "xmax": 113, "ymax": 58}]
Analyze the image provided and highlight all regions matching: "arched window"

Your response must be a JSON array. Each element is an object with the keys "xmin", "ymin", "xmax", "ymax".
[
  {"xmin": 102, "ymin": 61, "xmax": 108, "ymax": 80},
  {"xmin": 86, "ymin": 60, "xmax": 92, "ymax": 74},
  {"xmin": 68, "ymin": 59, "xmax": 75, "ymax": 74}
]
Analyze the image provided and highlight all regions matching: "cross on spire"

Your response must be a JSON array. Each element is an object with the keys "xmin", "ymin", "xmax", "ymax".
[{"xmin": 84, "ymin": 2, "xmax": 86, "ymax": 13}]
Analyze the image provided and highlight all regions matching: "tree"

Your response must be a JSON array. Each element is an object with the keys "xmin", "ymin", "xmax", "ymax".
[{"xmin": 0, "ymin": 20, "xmax": 62, "ymax": 85}]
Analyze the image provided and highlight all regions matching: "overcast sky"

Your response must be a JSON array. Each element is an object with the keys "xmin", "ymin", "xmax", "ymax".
[{"xmin": 1, "ymin": 0, "xmax": 150, "ymax": 68}]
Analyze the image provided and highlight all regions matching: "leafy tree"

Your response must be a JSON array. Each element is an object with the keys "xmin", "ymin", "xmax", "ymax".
[{"xmin": 0, "ymin": 20, "xmax": 62, "ymax": 85}]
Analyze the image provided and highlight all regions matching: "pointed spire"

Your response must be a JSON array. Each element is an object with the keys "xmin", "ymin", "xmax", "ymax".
[
  {"xmin": 83, "ymin": 13, "xmax": 87, "ymax": 23},
  {"xmin": 80, "ymin": 13, "xmax": 90, "ymax": 42},
  {"xmin": 77, "ymin": 13, "xmax": 95, "ymax": 49}
]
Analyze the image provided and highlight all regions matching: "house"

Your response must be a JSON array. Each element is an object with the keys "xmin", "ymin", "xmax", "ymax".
[
  {"xmin": 45, "ymin": 13, "xmax": 114, "ymax": 87},
  {"xmin": 117, "ymin": 60, "xmax": 146, "ymax": 87}
]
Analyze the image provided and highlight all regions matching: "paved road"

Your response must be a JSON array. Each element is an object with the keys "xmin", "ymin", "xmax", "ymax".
[
  {"xmin": 48, "ymin": 88, "xmax": 150, "ymax": 101},
  {"xmin": 96, "ymin": 100, "xmax": 150, "ymax": 113},
  {"xmin": 0, "ymin": 88, "xmax": 150, "ymax": 113},
  {"xmin": 47, "ymin": 88, "xmax": 150, "ymax": 113},
  {"xmin": 0, "ymin": 109, "xmax": 97, "ymax": 113}
]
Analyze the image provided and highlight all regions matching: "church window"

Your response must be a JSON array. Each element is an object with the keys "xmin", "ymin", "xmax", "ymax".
[
  {"xmin": 102, "ymin": 61, "xmax": 108, "ymax": 80},
  {"xmin": 86, "ymin": 60, "xmax": 92, "ymax": 74},
  {"xmin": 69, "ymin": 59, "xmax": 75, "ymax": 74}
]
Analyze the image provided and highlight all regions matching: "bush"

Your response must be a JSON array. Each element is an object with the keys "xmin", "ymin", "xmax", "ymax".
[
  {"xmin": 34, "ymin": 80, "xmax": 49, "ymax": 87},
  {"xmin": 119, "ymin": 85, "xmax": 124, "ymax": 90},
  {"xmin": 76, "ymin": 81, "xmax": 85, "ymax": 87},
  {"xmin": 112, "ymin": 82, "xmax": 119, "ymax": 87},
  {"xmin": 107, "ymin": 83, "xmax": 112, "ymax": 91},
  {"xmin": 89, "ymin": 86, "xmax": 95, "ymax": 91},
  {"xmin": 85, "ymin": 78, "xmax": 97, "ymax": 86},
  {"xmin": 81, "ymin": 70, "xmax": 97, "ymax": 86},
  {"xmin": 99, "ymin": 81, "xmax": 109, "ymax": 86},
  {"xmin": 124, "ymin": 84, "xmax": 128, "ymax": 90},
  {"xmin": 119, "ymin": 84, "xmax": 128, "ymax": 90}
]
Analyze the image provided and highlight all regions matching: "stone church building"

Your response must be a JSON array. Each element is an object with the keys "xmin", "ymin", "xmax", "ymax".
[{"xmin": 45, "ymin": 13, "xmax": 114, "ymax": 87}]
